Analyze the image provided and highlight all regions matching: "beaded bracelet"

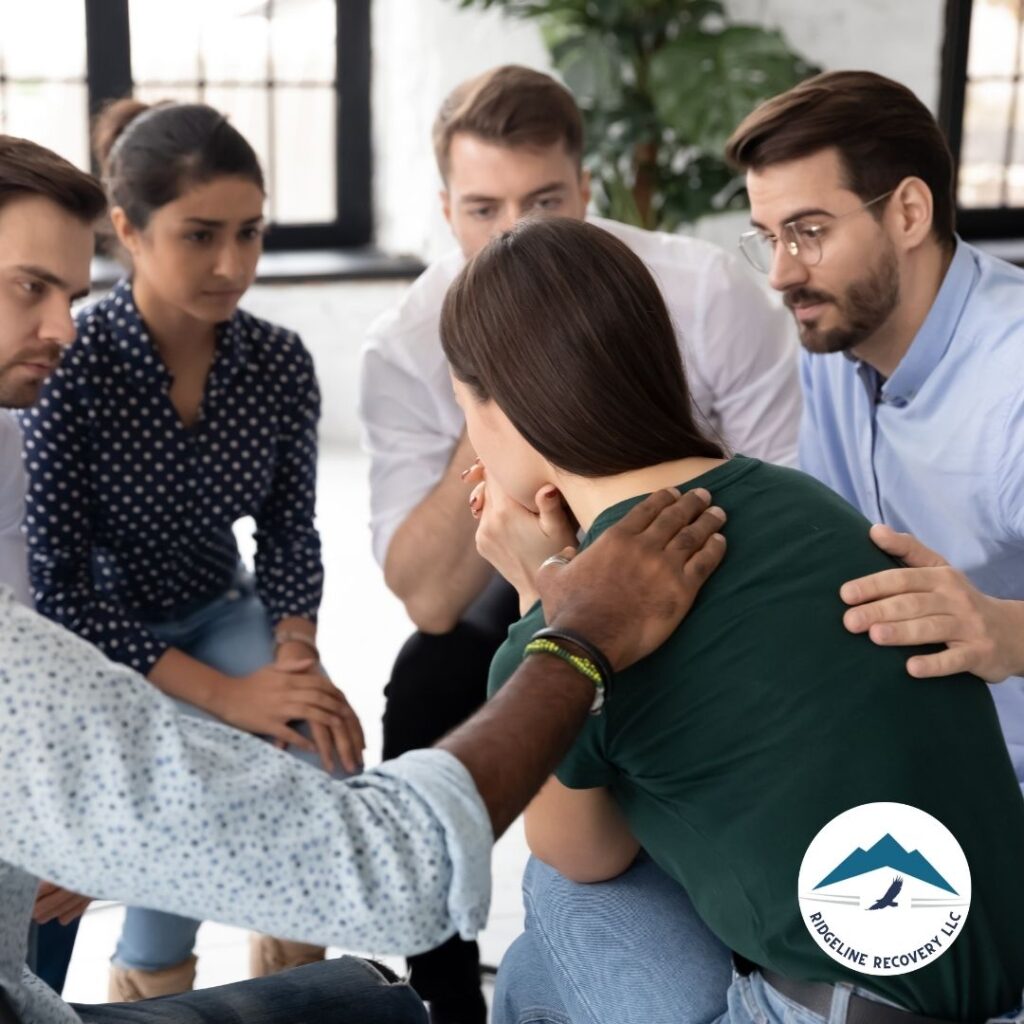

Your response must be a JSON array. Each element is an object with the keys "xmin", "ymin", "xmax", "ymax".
[
  {"xmin": 523, "ymin": 638, "xmax": 606, "ymax": 715},
  {"xmin": 530, "ymin": 626, "xmax": 614, "ymax": 695}
]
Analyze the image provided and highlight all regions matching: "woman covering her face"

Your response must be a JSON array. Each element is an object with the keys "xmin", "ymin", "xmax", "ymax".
[
  {"xmin": 20, "ymin": 100, "xmax": 364, "ymax": 999},
  {"xmin": 441, "ymin": 217, "xmax": 1024, "ymax": 1023}
]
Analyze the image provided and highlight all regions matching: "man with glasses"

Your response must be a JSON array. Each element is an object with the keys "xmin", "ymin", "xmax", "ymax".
[
  {"xmin": 727, "ymin": 70, "xmax": 1024, "ymax": 763},
  {"xmin": 494, "ymin": 70, "xmax": 1024, "ymax": 1024}
]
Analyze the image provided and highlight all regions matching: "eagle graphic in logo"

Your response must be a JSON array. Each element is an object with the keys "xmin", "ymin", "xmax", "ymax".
[{"xmin": 867, "ymin": 876, "xmax": 903, "ymax": 910}]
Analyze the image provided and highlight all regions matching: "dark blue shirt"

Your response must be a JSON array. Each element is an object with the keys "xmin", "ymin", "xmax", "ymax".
[{"xmin": 19, "ymin": 279, "xmax": 323, "ymax": 675}]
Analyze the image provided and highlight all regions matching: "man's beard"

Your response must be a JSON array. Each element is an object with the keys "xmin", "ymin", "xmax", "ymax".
[
  {"xmin": 0, "ymin": 344, "xmax": 62, "ymax": 409},
  {"xmin": 785, "ymin": 245, "xmax": 900, "ymax": 355}
]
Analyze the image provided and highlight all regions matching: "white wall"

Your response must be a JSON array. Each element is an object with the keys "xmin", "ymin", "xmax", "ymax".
[
  {"xmin": 371, "ymin": 0, "xmax": 552, "ymax": 261},
  {"xmin": 259, "ymin": 0, "xmax": 948, "ymax": 448},
  {"xmin": 726, "ymin": 0, "xmax": 944, "ymax": 110}
]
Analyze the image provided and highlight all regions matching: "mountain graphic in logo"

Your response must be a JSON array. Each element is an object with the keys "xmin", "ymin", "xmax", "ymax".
[{"xmin": 813, "ymin": 833, "xmax": 957, "ymax": 894}]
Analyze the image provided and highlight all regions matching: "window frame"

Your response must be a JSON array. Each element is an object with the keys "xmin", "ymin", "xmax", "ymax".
[
  {"xmin": 939, "ymin": 0, "xmax": 1024, "ymax": 240},
  {"xmin": 83, "ymin": 0, "xmax": 371, "ymax": 252}
]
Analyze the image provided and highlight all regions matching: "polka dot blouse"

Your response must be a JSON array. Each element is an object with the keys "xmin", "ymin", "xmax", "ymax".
[{"xmin": 18, "ymin": 278, "xmax": 324, "ymax": 675}]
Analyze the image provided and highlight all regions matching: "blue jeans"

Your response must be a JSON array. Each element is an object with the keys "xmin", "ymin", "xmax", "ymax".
[
  {"xmin": 73, "ymin": 956, "xmax": 427, "ymax": 1022},
  {"xmin": 114, "ymin": 574, "xmax": 336, "ymax": 973},
  {"xmin": 494, "ymin": 854, "xmax": 732, "ymax": 1024},
  {"xmin": 496, "ymin": 857, "xmax": 1024, "ymax": 1024}
]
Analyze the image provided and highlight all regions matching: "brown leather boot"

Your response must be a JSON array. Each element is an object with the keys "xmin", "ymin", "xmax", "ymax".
[
  {"xmin": 249, "ymin": 934, "xmax": 326, "ymax": 977},
  {"xmin": 107, "ymin": 954, "xmax": 197, "ymax": 1002}
]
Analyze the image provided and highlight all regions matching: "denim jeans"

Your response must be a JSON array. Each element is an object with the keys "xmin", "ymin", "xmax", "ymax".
[
  {"xmin": 495, "ymin": 857, "xmax": 1024, "ymax": 1024},
  {"xmin": 493, "ymin": 854, "xmax": 732, "ymax": 1024},
  {"xmin": 73, "ymin": 956, "xmax": 427, "ymax": 1023},
  {"xmin": 113, "ymin": 573, "xmax": 337, "ymax": 973},
  {"xmin": 724, "ymin": 971, "xmax": 1024, "ymax": 1024}
]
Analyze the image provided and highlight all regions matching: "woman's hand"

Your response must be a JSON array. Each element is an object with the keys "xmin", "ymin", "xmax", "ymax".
[
  {"xmin": 465, "ymin": 462, "xmax": 578, "ymax": 610},
  {"xmin": 33, "ymin": 882, "xmax": 92, "ymax": 925},
  {"xmin": 208, "ymin": 659, "xmax": 353, "ymax": 756},
  {"xmin": 296, "ymin": 665, "xmax": 366, "ymax": 776}
]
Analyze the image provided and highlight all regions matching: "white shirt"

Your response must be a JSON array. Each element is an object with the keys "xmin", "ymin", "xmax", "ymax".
[
  {"xmin": 0, "ymin": 587, "xmax": 493, "ymax": 1023},
  {"xmin": 360, "ymin": 216, "xmax": 802, "ymax": 566},
  {"xmin": 0, "ymin": 411, "xmax": 29, "ymax": 606}
]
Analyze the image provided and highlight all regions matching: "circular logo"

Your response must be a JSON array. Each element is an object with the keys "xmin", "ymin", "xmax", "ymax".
[{"xmin": 797, "ymin": 802, "xmax": 971, "ymax": 976}]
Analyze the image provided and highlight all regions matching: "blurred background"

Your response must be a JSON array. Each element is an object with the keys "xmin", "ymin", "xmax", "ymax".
[{"xmin": 1, "ymin": 0, "xmax": 1012, "ymax": 1007}]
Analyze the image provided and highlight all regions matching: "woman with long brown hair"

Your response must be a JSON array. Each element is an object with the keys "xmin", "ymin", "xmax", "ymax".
[{"xmin": 441, "ymin": 216, "xmax": 1024, "ymax": 1024}]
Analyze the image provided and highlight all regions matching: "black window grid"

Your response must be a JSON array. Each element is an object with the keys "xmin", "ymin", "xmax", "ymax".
[
  {"xmin": 941, "ymin": 0, "xmax": 1024, "ymax": 238},
  {"xmin": 75, "ymin": 0, "xmax": 369, "ymax": 251}
]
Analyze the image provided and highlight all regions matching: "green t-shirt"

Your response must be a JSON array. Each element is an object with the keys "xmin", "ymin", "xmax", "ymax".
[{"xmin": 488, "ymin": 457, "xmax": 1024, "ymax": 1021}]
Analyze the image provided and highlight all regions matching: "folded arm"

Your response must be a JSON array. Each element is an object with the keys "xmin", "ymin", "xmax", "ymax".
[{"xmin": 524, "ymin": 776, "xmax": 639, "ymax": 883}]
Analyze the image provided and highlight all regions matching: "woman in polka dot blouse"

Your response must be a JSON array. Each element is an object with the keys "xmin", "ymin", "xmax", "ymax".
[{"xmin": 19, "ymin": 100, "xmax": 365, "ymax": 1000}]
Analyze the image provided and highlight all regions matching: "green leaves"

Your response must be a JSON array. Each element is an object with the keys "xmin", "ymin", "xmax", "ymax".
[
  {"xmin": 648, "ymin": 26, "xmax": 817, "ymax": 153},
  {"xmin": 449, "ymin": 0, "xmax": 818, "ymax": 229}
]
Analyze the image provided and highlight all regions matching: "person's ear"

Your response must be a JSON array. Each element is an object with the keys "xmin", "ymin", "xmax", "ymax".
[
  {"xmin": 579, "ymin": 168, "xmax": 592, "ymax": 211},
  {"xmin": 110, "ymin": 207, "xmax": 141, "ymax": 257},
  {"xmin": 889, "ymin": 177, "xmax": 934, "ymax": 252},
  {"xmin": 440, "ymin": 187, "xmax": 452, "ymax": 228}
]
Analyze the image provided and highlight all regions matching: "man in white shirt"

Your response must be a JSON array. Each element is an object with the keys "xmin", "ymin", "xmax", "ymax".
[{"xmin": 359, "ymin": 64, "xmax": 800, "ymax": 1020}]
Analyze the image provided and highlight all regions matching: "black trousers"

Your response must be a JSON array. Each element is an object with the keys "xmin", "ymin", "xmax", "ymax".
[{"xmin": 381, "ymin": 575, "xmax": 520, "ymax": 1006}]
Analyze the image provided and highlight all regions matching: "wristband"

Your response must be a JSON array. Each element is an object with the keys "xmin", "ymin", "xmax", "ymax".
[
  {"xmin": 530, "ymin": 627, "xmax": 614, "ymax": 693},
  {"xmin": 528, "ymin": 626, "xmax": 614, "ymax": 714},
  {"xmin": 524, "ymin": 639, "xmax": 606, "ymax": 714}
]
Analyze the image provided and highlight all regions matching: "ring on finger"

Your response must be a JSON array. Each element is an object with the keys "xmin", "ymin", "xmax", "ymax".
[{"xmin": 540, "ymin": 554, "xmax": 572, "ymax": 570}]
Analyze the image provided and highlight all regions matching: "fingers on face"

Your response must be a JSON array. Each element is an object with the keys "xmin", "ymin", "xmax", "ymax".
[{"xmin": 469, "ymin": 480, "xmax": 486, "ymax": 518}]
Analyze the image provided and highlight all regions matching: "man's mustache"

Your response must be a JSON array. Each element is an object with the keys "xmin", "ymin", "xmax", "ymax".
[
  {"xmin": 9, "ymin": 345, "xmax": 63, "ymax": 370},
  {"xmin": 784, "ymin": 288, "xmax": 836, "ymax": 310}
]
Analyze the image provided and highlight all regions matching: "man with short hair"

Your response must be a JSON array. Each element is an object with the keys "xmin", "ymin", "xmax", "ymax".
[
  {"xmin": 726, "ymin": 69, "xmax": 1024, "ymax": 766},
  {"xmin": 0, "ymin": 136, "xmax": 106, "ymax": 998},
  {"xmin": 359, "ymin": 65, "xmax": 800, "ymax": 1019},
  {"xmin": 494, "ymin": 69, "xmax": 1024, "ymax": 1024},
  {"xmin": 0, "ymin": 133, "xmax": 728, "ymax": 1024}
]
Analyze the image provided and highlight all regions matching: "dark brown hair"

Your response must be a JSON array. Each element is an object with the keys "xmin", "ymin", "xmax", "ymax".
[
  {"xmin": 725, "ymin": 70, "xmax": 955, "ymax": 245},
  {"xmin": 93, "ymin": 99, "xmax": 264, "ymax": 227},
  {"xmin": 0, "ymin": 134, "xmax": 106, "ymax": 222},
  {"xmin": 433, "ymin": 65, "xmax": 584, "ymax": 183},
  {"xmin": 441, "ymin": 217, "xmax": 723, "ymax": 477}
]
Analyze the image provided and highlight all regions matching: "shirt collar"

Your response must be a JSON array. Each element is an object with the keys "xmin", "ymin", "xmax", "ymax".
[
  {"xmin": 108, "ymin": 277, "xmax": 253, "ymax": 376},
  {"xmin": 876, "ymin": 238, "xmax": 978, "ymax": 406}
]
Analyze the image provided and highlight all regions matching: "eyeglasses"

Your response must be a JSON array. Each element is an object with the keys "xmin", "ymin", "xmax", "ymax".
[{"xmin": 738, "ymin": 191, "xmax": 894, "ymax": 274}]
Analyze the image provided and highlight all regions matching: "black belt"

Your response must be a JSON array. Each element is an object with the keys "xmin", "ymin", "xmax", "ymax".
[{"xmin": 761, "ymin": 969, "xmax": 954, "ymax": 1024}]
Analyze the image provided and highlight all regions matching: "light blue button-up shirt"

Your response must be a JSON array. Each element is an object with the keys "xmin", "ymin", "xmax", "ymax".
[
  {"xmin": 799, "ymin": 239, "xmax": 1024, "ymax": 782},
  {"xmin": 0, "ymin": 588, "xmax": 492, "ymax": 1023}
]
